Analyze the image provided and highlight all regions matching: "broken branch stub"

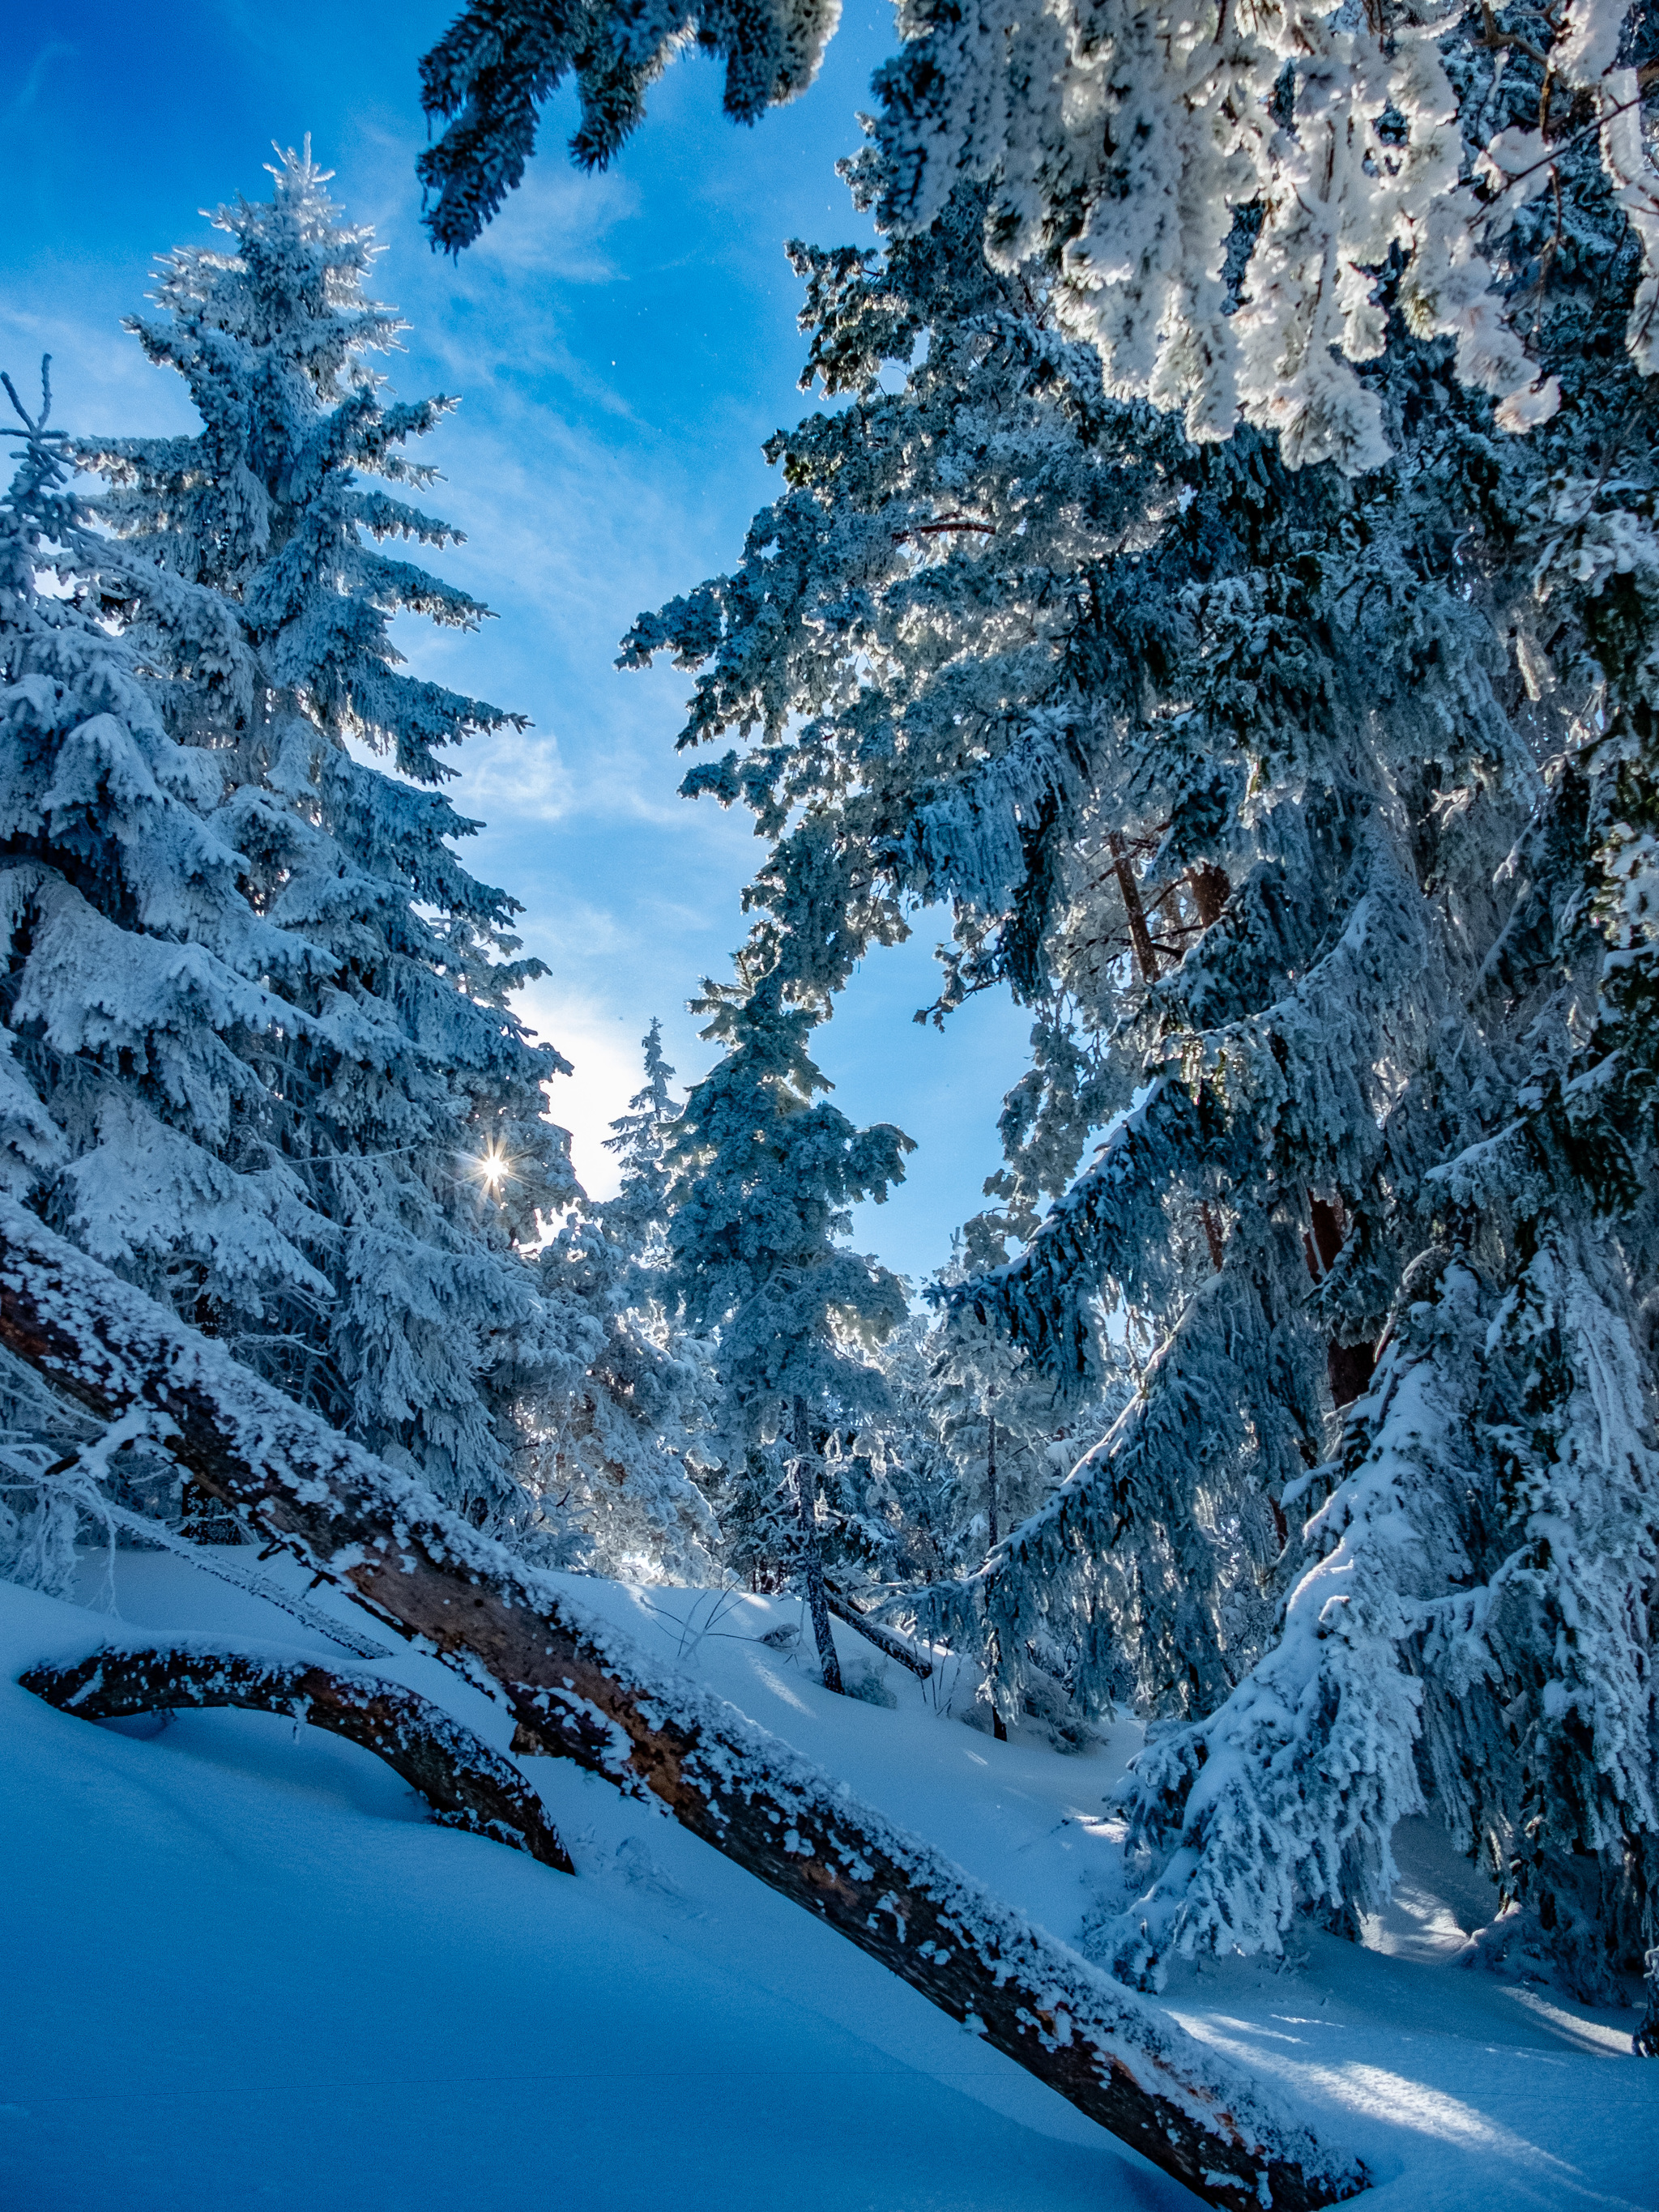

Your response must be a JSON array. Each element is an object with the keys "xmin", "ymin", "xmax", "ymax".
[
  {"xmin": 0, "ymin": 1204, "xmax": 1366, "ymax": 2211},
  {"xmin": 19, "ymin": 1644, "xmax": 574, "ymax": 1873}
]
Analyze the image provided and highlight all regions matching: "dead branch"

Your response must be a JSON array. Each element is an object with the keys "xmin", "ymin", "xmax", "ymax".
[
  {"xmin": 892, "ymin": 514, "xmax": 997, "ymax": 543},
  {"xmin": 0, "ymin": 1202, "xmax": 1366, "ymax": 2211},
  {"xmin": 19, "ymin": 1643, "xmax": 574, "ymax": 1873},
  {"xmin": 823, "ymin": 1580, "xmax": 934, "ymax": 1678}
]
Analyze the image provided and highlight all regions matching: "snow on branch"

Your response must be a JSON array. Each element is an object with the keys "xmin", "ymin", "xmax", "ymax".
[
  {"xmin": 417, "ymin": 0, "xmax": 842, "ymax": 249},
  {"xmin": 418, "ymin": 0, "xmax": 1659, "ymax": 467}
]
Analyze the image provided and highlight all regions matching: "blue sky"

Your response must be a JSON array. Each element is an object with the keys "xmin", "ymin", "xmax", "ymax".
[{"xmin": 2, "ymin": 0, "xmax": 1035, "ymax": 1282}]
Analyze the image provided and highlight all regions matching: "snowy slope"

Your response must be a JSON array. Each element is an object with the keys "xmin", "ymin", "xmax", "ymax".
[{"xmin": 0, "ymin": 1554, "xmax": 1650, "ymax": 2212}]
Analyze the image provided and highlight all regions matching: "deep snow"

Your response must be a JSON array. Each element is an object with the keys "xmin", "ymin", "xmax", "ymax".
[{"xmin": 0, "ymin": 1550, "xmax": 1649, "ymax": 2212}]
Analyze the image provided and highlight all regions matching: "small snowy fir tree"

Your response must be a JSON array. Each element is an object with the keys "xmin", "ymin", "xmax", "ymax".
[
  {"xmin": 662, "ymin": 940, "xmax": 911, "ymax": 1683},
  {"xmin": 522, "ymin": 1023, "xmax": 721, "ymax": 1580}
]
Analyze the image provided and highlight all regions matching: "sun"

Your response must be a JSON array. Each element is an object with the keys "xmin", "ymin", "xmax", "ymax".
[{"xmin": 469, "ymin": 1138, "xmax": 514, "ymax": 1196}]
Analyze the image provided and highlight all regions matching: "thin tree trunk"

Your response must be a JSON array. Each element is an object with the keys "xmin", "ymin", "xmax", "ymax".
[
  {"xmin": 1115, "ymin": 842, "xmax": 1225, "ymax": 1277},
  {"xmin": 1108, "ymin": 831, "xmax": 1161, "ymax": 986},
  {"xmin": 0, "ymin": 1205, "xmax": 1366, "ymax": 2212},
  {"xmin": 1199, "ymin": 1203, "xmax": 1226, "ymax": 1272},
  {"xmin": 987, "ymin": 1413, "xmax": 1007, "ymax": 1740},
  {"xmin": 1303, "ymin": 1195, "xmax": 1377, "ymax": 1408},
  {"xmin": 986, "ymin": 1415, "xmax": 999, "ymax": 1550},
  {"xmin": 792, "ymin": 1394, "xmax": 842, "ymax": 1694},
  {"xmin": 1636, "ymin": 1950, "xmax": 1659, "ymax": 2057},
  {"xmin": 22, "ymin": 1645, "xmax": 574, "ymax": 1872},
  {"xmin": 1187, "ymin": 863, "xmax": 1231, "ymax": 930}
]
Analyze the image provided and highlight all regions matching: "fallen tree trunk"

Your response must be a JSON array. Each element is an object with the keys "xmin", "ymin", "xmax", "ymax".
[
  {"xmin": 822, "ymin": 1583, "xmax": 933, "ymax": 1679},
  {"xmin": 0, "ymin": 1203, "xmax": 1366, "ymax": 2211},
  {"xmin": 20, "ymin": 1644, "xmax": 574, "ymax": 1873}
]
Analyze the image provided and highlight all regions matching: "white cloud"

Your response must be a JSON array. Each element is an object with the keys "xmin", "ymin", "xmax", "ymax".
[
  {"xmin": 0, "ymin": 297, "xmax": 194, "ymax": 441},
  {"xmin": 518, "ymin": 978, "xmax": 690, "ymax": 1200},
  {"xmin": 452, "ymin": 727, "xmax": 575, "ymax": 824},
  {"xmin": 454, "ymin": 162, "xmax": 642, "ymax": 283}
]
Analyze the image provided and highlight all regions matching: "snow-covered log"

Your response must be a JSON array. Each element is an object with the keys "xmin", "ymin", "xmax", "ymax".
[
  {"xmin": 0, "ymin": 1202, "xmax": 1366, "ymax": 2210},
  {"xmin": 19, "ymin": 1643, "xmax": 574, "ymax": 1873},
  {"xmin": 823, "ymin": 1583, "xmax": 933, "ymax": 1680}
]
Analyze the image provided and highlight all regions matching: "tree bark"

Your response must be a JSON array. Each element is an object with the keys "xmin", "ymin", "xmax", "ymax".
[
  {"xmin": 0, "ymin": 1204, "xmax": 1366, "ymax": 2212},
  {"xmin": 1303, "ymin": 1196, "xmax": 1377, "ymax": 1409},
  {"xmin": 1187, "ymin": 864, "xmax": 1231, "ymax": 931},
  {"xmin": 822, "ymin": 1582, "xmax": 933, "ymax": 1679},
  {"xmin": 986, "ymin": 1414, "xmax": 1008, "ymax": 1740},
  {"xmin": 1115, "ymin": 845, "xmax": 1225, "ymax": 1277},
  {"xmin": 20, "ymin": 1645, "xmax": 574, "ymax": 1873},
  {"xmin": 1635, "ymin": 1947, "xmax": 1659, "ymax": 2057},
  {"xmin": 791, "ymin": 1393, "xmax": 843, "ymax": 1694},
  {"xmin": 1199, "ymin": 1202, "xmax": 1226, "ymax": 1273},
  {"xmin": 1108, "ymin": 832, "xmax": 1161, "ymax": 987},
  {"xmin": 986, "ymin": 1415, "xmax": 999, "ymax": 1551}
]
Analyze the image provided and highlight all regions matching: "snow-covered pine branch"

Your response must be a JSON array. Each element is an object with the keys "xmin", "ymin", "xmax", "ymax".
[
  {"xmin": 420, "ymin": 0, "xmax": 1659, "ymax": 467},
  {"xmin": 417, "ymin": 0, "xmax": 842, "ymax": 248}
]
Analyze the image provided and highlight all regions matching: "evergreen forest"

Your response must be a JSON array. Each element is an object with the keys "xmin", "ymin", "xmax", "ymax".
[{"xmin": 3, "ymin": 4, "xmax": 1659, "ymax": 2206}]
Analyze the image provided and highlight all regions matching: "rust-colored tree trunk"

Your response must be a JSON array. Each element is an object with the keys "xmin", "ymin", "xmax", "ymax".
[
  {"xmin": 822, "ymin": 1582, "xmax": 933, "ymax": 1680},
  {"xmin": 1107, "ymin": 831, "xmax": 1162, "ymax": 987},
  {"xmin": 986, "ymin": 1414, "xmax": 999, "ymax": 1551},
  {"xmin": 1187, "ymin": 864, "xmax": 1231, "ymax": 931},
  {"xmin": 20, "ymin": 1645, "xmax": 574, "ymax": 1872},
  {"xmin": 1113, "ymin": 842, "xmax": 1226, "ymax": 1276},
  {"xmin": 0, "ymin": 1205, "xmax": 1365, "ymax": 2211},
  {"xmin": 1303, "ymin": 1197, "xmax": 1377, "ymax": 1409}
]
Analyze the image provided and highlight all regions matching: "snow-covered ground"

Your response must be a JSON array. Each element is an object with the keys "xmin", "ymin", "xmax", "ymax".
[{"xmin": 0, "ymin": 1553, "xmax": 1650, "ymax": 2212}]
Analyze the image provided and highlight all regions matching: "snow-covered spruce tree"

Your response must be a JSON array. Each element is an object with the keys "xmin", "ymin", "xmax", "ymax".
[
  {"xmin": 1097, "ymin": 1223, "xmax": 1659, "ymax": 2001},
  {"xmin": 660, "ymin": 944, "xmax": 911, "ymax": 1680},
  {"xmin": 624, "ymin": 168, "xmax": 1497, "ymax": 1717},
  {"xmin": 1077, "ymin": 19, "xmax": 1659, "ymax": 1997},
  {"xmin": 418, "ymin": 0, "xmax": 1659, "ymax": 471},
  {"xmin": 522, "ymin": 1023, "xmax": 721, "ymax": 1579},
  {"xmin": 889, "ymin": 1246, "xmax": 1128, "ymax": 1741},
  {"xmin": 0, "ymin": 360, "xmax": 319, "ymax": 1582},
  {"xmin": 37, "ymin": 147, "xmax": 588, "ymax": 1524},
  {"xmin": 629, "ymin": 11, "xmax": 1659, "ymax": 1986}
]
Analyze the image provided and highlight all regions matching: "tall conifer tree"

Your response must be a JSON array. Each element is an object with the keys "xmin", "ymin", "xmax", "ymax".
[
  {"xmin": 3, "ymin": 149, "xmax": 587, "ymax": 1533},
  {"xmin": 628, "ymin": 9, "xmax": 1659, "ymax": 1984}
]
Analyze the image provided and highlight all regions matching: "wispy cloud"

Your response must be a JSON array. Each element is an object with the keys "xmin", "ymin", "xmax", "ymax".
[
  {"xmin": 455, "ymin": 161, "xmax": 642, "ymax": 283},
  {"xmin": 8, "ymin": 42, "xmax": 75, "ymax": 120},
  {"xmin": 454, "ymin": 727, "xmax": 575, "ymax": 824},
  {"xmin": 0, "ymin": 300, "xmax": 195, "ymax": 440}
]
